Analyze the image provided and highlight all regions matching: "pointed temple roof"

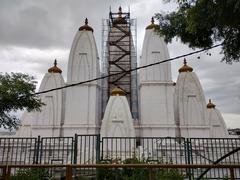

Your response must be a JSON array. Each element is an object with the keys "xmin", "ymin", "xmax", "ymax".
[
  {"xmin": 111, "ymin": 87, "xmax": 126, "ymax": 96},
  {"xmin": 178, "ymin": 58, "xmax": 193, "ymax": 73},
  {"xmin": 48, "ymin": 59, "xmax": 62, "ymax": 73},
  {"xmin": 113, "ymin": 6, "xmax": 127, "ymax": 24},
  {"xmin": 79, "ymin": 18, "xmax": 94, "ymax": 32},
  {"xmin": 146, "ymin": 17, "xmax": 159, "ymax": 30},
  {"xmin": 207, "ymin": 99, "xmax": 216, "ymax": 109}
]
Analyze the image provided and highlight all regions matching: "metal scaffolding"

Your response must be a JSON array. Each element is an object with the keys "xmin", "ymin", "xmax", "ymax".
[{"xmin": 101, "ymin": 7, "xmax": 138, "ymax": 119}]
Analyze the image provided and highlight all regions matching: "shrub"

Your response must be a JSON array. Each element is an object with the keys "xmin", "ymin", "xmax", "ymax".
[{"xmin": 11, "ymin": 168, "xmax": 50, "ymax": 180}]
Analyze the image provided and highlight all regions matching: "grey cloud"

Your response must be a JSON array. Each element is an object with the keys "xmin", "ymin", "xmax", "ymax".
[{"xmin": 0, "ymin": 0, "xmax": 164, "ymax": 50}]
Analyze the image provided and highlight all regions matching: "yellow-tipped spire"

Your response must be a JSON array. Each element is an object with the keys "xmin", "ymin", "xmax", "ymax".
[
  {"xmin": 178, "ymin": 58, "xmax": 193, "ymax": 73},
  {"xmin": 207, "ymin": 99, "xmax": 216, "ymax": 109},
  {"xmin": 79, "ymin": 18, "xmax": 94, "ymax": 32},
  {"xmin": 146, "ymin": 17, "xmax": 159, "ymax": 30},
  {"xmin": 118, "ymin": 6, "xmax": 122, "ymax": 17},
  {"xmin": 111, "ymin": 87, "xmax": 125, "ymax": 96},
  {"xmin": 48, "ymin": 59, "xmax": 62, "ymax": 73},
  {"xmin": 113, "ymin": 6, "xmax": 127, "ymax": 24}
]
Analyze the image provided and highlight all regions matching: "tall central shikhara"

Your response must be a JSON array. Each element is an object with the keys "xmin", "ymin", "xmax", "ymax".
[{"xmin": 102, "ymin": 7, "xmax": 138, "ymax": 119}]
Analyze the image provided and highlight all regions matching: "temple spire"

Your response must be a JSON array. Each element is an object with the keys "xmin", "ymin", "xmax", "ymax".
[
  {"xmin": 146, "ymin": 17, "xmax": 159, "ymax": 30},
  {"xmin": 207, "ymin": 99, "xmax": 216, "ymax": 109},
  {"xmin": 54, "ymin": 59, "xmax": 57, "ymax": 66},
  {"xmin": 118, "ymin": 6, "xmax": 122, "ymax": 17},
  {"xmin": 79, "ymin": 18, "xmax": 93, "ymax": 32},
  {"xmin": 48, "ymin": 59, "xmax": 62, "ymax": 73},
  {"xmin": 178, "ymin": 58, "xmax": 193, "ymax": 73},
  {"xmin": 151, "ymin": 17, "xmax": 154, "ymax": 24}
]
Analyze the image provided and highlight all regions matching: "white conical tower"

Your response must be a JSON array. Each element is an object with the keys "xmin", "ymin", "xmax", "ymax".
[
  {"xmin": 140, "ymin": 17, "xmax": 172, "ymax": 82},
  {"xmin": 63, "ymin": 19, "xmax": 100, "ymax": 135},
  {"xmin": 207, "ymin": 99, "xmax": 229, "ymax": 137},
  {"xmin": 17, "ymin": 60, "xmax": 65, "ymax": 137},
  {"xmin": 100, "ymin": 87, "xmax": 135, "ymax": 160},
  {"xmin": 174, "ymin": 59, "xmax": 210, "ymax": 137},
  {"xmin": 100, "ymin": 87, "xmax": 135, "ymax": 137},
  {"xmin": 139, "ymin": 18, "xmax": 175, "ymax": 137}
]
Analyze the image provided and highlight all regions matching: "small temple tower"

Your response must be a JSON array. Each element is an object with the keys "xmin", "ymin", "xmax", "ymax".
[
  {"xmin": 174, "ymin": 59, "xmax": 210, "ymax": 137},
  {"xmin": 100, "ymin": 87, "xmax": 135, "ymax": 137},
  {"xmin": 207, "ymin": 99, "xmax": 229, "ymax": 137},
  {"xmin": 139, "ymin": 18, "xmax": 175, "ymax": 137},
  {"xmin": 17, "ymin": 60, "xmax": 65, "ymax": 137},
  {"xmin": 32, "ymin": 60, "xmax": 65, "ymax": 137},
  {"xmin": 63, "ymin": 19, "xmax": 101, "ymax": 135},
  {"xmin": 100, "ymin": 87, "xmax": 135, "ymax": 158}
]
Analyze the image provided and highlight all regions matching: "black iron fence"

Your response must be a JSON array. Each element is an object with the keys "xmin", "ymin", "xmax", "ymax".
[
  {"xmin": 0, "ymin": 135, "xmax": 100, "ymax": 165},
  {"xmin": 0, "ymin": 135, "xmax": 240, "ymax": 178},
  {"xmin": 0, "ymin": 137, "xmax": 37, "ymax": 165},
  {"xmin": 0, "ymin": 136, "xmax": 240, "ymax": 165}
]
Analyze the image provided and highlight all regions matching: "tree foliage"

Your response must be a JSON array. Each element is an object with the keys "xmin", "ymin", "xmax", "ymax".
[
  {"xmin": 0, "ymin": 73, "xmax": 43, "ymax": 130},
  {"xmin": 156, "ymin": 0, "xmax": 240, "ymax": 63}
]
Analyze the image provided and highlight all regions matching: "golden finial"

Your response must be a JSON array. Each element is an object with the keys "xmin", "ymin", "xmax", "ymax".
[
  {"xmin": 118, "ymin": 6, "xmax": 122, "ymax": 17},
  {"xmin": 48, "ymin": 59, "xmax": 62, "ymax": 73},
  {"xmin": 54, "ymin": 59, "xmax": 57, "ymax": 66},
  {"xmin": 85, "ymin": 18, "xmax": 88, "ymax": 25},
  {"xmin": 79, "ymin": 18, "xmax": 93, "ymax": 32},
  {"xmin": 146, "ymin": 17, "xmax": 159, "ymax": 30},
  {"xmin": 111, "ymin": 87, "xmax": 126, "ymax": 96},
  {"xmin": 207, "ymin": 99, "xmax": 216, "ymax": 109},
  {"xmin": 113, "ymin": 6, "xmax": 127, "ymax": 24},
  {"xmin": 151, "ymin": 17, "xmax": 154, "ymax": 24},
  {"xmin": 178, "ymin": 58, "xmax": 193, "ymax": 73},
  {"xmin": 183, "ymin": 58, "xmax": 187, "ymax": 65}
]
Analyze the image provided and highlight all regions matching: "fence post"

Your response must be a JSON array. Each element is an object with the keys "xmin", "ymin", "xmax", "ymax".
[
  {"xmin": 34, "ymin": 135, "xmax": 41, "ymax": 164},
  {"xmin": 96, "ymin": 134, "xmax": 101, "ymax": 164},
  {"xmin": 2, "ymin": 166, "xmax": 7, "ymax": 180},
  {"xmin": 148, "ymin": 168, "xmax": 152, "ymax": 180},
  {"xmin": 6, "ymin": 165, "xmax": 11, "ymax": 180},
  {"xmin": 96, "ymin": 134, "xmax": 101, "ymax": 180},
  {"xmin": 73, "ymin": 134, "xmax": 78, "ymax": 164},
  {"xmin": 229, "ymin": 168, "xmax": 235, "ymax": 180},
  {"xmin": 185, "ymin": 138, "xmax": 193, "ymax": 180},
  {"xmin": 66, "ymin": 164, "xmax": 72, "ymax": 180}
]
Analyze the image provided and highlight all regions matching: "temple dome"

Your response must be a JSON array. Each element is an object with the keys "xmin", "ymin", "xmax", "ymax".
[
  {"xmin": 111, "ymin": 87, "xmax": 125, "ymax": 96},
  {"xmin": 146, "ymin": 17, "xmax": 159, "ymax": 30},
  {"xmin": 113, "ymin": 7, "xmax": 127, "ymax": 24},
  {"xmin": 178, "ymin": 59, "xmax": 193, "ymax": 73},
  {"xmin": 48, "ymin": 59, "xmax": 62, "ymax": 73},
  {"xmin": 207, "ymin": 99, "xmax": 216, "ymax": 109},
  {"xmin": 79, "ymin": 18, "xmax": 94, "ymax": 32}
]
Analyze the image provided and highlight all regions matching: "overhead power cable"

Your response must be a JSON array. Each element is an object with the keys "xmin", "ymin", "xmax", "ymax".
[{"xmin": 34, "ymin": 43, "xmax": 222, "ymax": 95}]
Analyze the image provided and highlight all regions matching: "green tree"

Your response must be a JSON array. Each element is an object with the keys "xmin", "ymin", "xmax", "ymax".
[
  {"xmin": 0, "ymin": 73, "xmax": 43, "ymax": 130},
  {"xmin": 155, "ymin": 0, "xmax": 240, "ymax": 63}
]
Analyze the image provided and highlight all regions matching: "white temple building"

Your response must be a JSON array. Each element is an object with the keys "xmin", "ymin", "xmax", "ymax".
[{"xmin": 16, "ymin": 7, "xmax": 229, "ymax": 138}]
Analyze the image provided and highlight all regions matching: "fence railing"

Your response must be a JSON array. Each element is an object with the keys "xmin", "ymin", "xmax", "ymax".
[{"xmin": 0, "ymin": 135, "xmax": 240, "ymax": 179}]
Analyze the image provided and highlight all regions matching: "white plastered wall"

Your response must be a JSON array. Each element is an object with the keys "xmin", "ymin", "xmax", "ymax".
[
  {"xmin": 139, "ymin": 29, "xmax": 175, "ymax": 137},
  {"xmin": 207, "ymin": 108, "xmax": 229, "ymax": 138},
  {"xmin": 174, "ymin": 71, "xmax": 210, "ymax": 138},
  {"xmin": 63, "ymin": 30, "xmax": 100, "ymax": 136}
]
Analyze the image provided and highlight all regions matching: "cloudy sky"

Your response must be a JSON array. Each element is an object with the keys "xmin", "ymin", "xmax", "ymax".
[{"xmin": 0, "ymin": 0, "xmax": 239, "ymax": 128}]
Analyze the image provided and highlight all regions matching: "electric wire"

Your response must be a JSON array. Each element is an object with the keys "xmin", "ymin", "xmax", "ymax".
[{"xmin": 34, "ymin": 43, "xmax": 222, "ymax": 95}]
